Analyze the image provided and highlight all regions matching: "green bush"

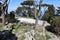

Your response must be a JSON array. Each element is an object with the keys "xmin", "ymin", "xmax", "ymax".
[
  {"xmin": 50, "ymin": 17, "xmax": 60, "ymax": 34},
  {"xmin": 21, "ymin": 35, "xmax": 25, "ymax": 40},
  {"xmin": 10, "ymin": 11, "xmax": 15, "ymax": 19},
  {"xmin": 46, "ymin": 35, "xmax": 51, "ymax": 40},
  {"xmin": 0, "ymin": 24, "xmax": 3, "ymax": 30}
]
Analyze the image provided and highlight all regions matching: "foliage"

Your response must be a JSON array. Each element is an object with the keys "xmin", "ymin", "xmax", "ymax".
[
  {"xmin": 21, "ymin": 1, "xmax": 34, "ymax": 6},
  {"xmin": 42, "ymin": 5, "xmax": 60, "ymax": 34},
  {"xmin": 14, "ymin": 24, "xmax": 31, "ymax": 33},
  {"xmin": 50, "ymin": 17, "xmax": 60, "ymax": 34},
  {"xmin": 46, "ymin": 35, "xmax": 51, "ymax": 40},
  {"xmin": 56, "ymin": 7, "xmax": 60, "ymax": 15},
  {"xmin": 16, "ymin": 0, "xmax": 35, "ymax": 18},
  {"xmin": 10, "ymin": 11, "xmax": 15, "ymax": 19},
  {"xmin": 21, "ymin": 35, "xmax": 25, "ymax": 40},
  {"xmin": 42, "ymin": 5, "xmax": 55, "ymax": 23},
  {"xmin": 21, "ymin": 0, "xmax": 34, "ymax": 18},
  {"xmin": 16, "ymin": 7, "xmax": 23, "ymax": 14},
  {"xmin": 16, "ymin": 6, "xmax": 34, "ymax": 18},
  {"xmin": 0, "ymin": 24, "xmax": 3, "ymax": 30},
  {"xmin": 15, "ymin": 25, "xmax": 30, "ymax": 31},
  {"xmin": 42, "ymin": 11, "xmax": 50, "ymax": 22}
]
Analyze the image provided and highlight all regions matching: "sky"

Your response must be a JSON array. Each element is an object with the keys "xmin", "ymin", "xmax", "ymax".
[{"xmin": 8, "ymin": 0, "xmax": 60, "ymax": 13}]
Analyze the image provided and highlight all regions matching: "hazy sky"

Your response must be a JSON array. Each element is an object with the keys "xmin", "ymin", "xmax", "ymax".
[{"xmin": 8, "ymin": 0, "xmax": 60, "ymax": 12}]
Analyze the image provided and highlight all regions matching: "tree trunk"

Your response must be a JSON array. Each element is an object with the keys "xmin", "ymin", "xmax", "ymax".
[
  {"xmin": 6, "ymin": 4, "xmax": 8, "ymax": 15},
  {"xmin": 2, "ymin": 0, "xmax": 8, "ymax": 26},
  {"xmin": 2, "ymin": 7, "xmax": 5, "ymax": 26},
  {"xmin": 34, "ymin": 0, "xmax": 43, "ymax": 27},
  {"xmin": 38, "ymin": 1, "xmax": 41, "ymax": 19},
  {"xmin": 34, "ymin": 1, "xmax": 38, "ymax": 27}
]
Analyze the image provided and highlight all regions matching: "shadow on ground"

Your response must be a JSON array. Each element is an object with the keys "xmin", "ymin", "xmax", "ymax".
[
  {"xmin": 0, "ymin": 30, "xmax": 17, "ymax": 40},
  {"xmin": 45, "ymin": 26, "xmax": 59, "ymax": 35}
]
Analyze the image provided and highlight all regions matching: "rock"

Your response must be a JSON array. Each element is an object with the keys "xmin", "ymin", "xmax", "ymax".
[
  {"xmin": 25, "ymin": 31, "xmax": 35, "ymax": 40},
  {"xmin": 30, "ymin": 30, "xmax": 35, "ymax": 36},
  {"xmin": 40, "ymin": 32, "xmax": 43, "ymax": 35}
]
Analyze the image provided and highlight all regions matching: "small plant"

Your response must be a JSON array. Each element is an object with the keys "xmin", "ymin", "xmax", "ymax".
[
  {"xmin": 46, "ymin": 35, "xmax": 51, "ymax": 40},
  {"xmin": 21, "ymin": 35, "xmax": 25, "ymax": 40},
  {"xmin": 0, "ymin": 24, "xmax": 3, "ymax": 30}
]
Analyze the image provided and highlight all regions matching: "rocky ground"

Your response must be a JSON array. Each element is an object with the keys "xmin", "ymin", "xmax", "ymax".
[{"xmin": 2, "ymin": 23, "xmax": 60, "ymax": 40}]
